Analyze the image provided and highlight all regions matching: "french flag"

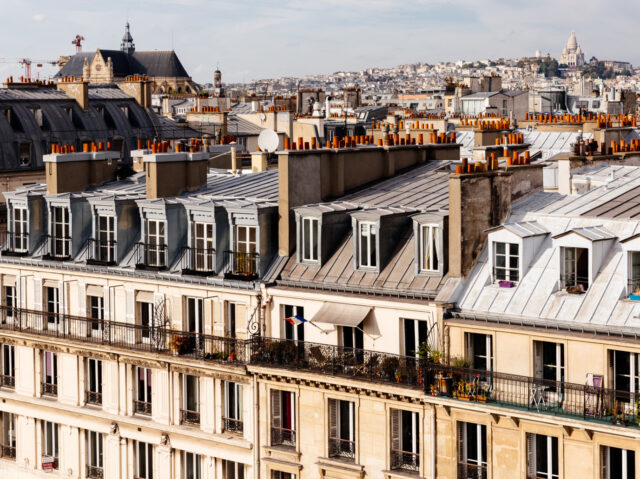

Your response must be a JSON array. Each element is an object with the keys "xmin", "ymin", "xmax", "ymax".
[{"xmin": 284, "ymin": 314, "xmax": 307, "ymax": 326}]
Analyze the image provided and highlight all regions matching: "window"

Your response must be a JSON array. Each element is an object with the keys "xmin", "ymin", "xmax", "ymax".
[
  {"xmin": 86, "ymin": 358, "xmax": 102, "ymax": 405},
  {"xmin": 466, "ymin": 333, "xmax": 493, "ymax": 371},
  {"xmin": 271, "ymin": 472, "xmax": 295, "ymax": 479},
  {"xmin": 494, "ymin": 242, "xmax": 519, "ymax": 282},
  {"xmin": 534, "ymin": 341, "xmax": 564, "ymax": 383},
  {"xmin": 136, "ymin": 441, "xmax": 154, "ymax": 479},
  {"xmin": 96, "ymin": 215, "xmax": 115, "ymax": 263},
  {"xmin": 630, "ymin": 252, "xmax": 640, "ymax": 293},
  {"xmin": 328, "ymin": 399, "xmax": 355, "ymax": 460},
  {"xmin": 358, "ymin": 222, "xmax": 377, "ymax": 268},
  {"xmin": 186, "ymin": 297, "xmax": 203, "ymax": 334},
  {"xmin": 0, "ymin": 344, "xmax": 14, "ymax": 388},
  {"xmin": 226, "ymin": 303, "xmax": 237, "ymax": 338},
  {"xmin": 182, "ymin": 451, "xmax": 201, "ymax": 479},
  {"xmin": 11, "ymin": 207, "xmax": 27, "ymax": 252},
  {"xmin": 42, "ymin": 351, "xmax": 58, "ymax": 396},
  {"xmin": 271, "ymin": 390, "xmax": 296, "ymax": 447},
  {"xmin": 458, "ymin": 422, "xmax": 487, "ymax": 478},
  {"xmin": 561, "ymin": 246, "xmax": 589, "ymax": 290},
  {"xmin": 283, "ymin": 305, "xmax": 304, "ymax": 341},
  {"xmin": 181, "ymin": 374, "xmax": 200, "ymax": 425},
  {"xmin": 144, "ymin": 219, "xmax": 166, "ymax": 267},
  {"xmin": 341, "ymin": 321, "xmax": 363, "ymax": 350},
  {"xmin": 88, "ymin": 295, "xmax": 104, "ymax": 336},
  {"xmin": 390, "ymin": 409, "xmax": 419, "ymax": 472},
  {"xmin": 191, "ymin": 222, "xmax": 214, "ymax": 271},
  {"xmin": 601, "ymin": 446, "xmax": 635, "ymax": 479},
  {"xmin": 526, "ymin": 433, "xmax": 558, "ymax": 479},
  {"xmin": 51, "ymin": 206, "xmax": 70, "ymax": 257},
  {"xmin": 234, "ymin": 225, "xmax": 257, "ymax": 254},
  {"xmin": 86, "ymin": 430, "xmax": 104, "ymax": 478},
  {"xmin": 609, "ymin": 350, "xmax": 640, "ymax": 402},
  {"xmin": 231, "ymin": 225, "xmax": 258, "ymax": 276},
  {"xmin": 420, "ymin": 224, "xmax": 440, "ymax": 272},
  {"xmin": 403, "ymin": 318, "xmax": 428, "ymax": 357},
  {"xmin": 3, "ymin": 286, "xmax": 15, "ymax": 322},
  {"xmin": 42, "ymin": 421, "xmax": 59, "ymax": 470},
  {"xmin": 223, "ymin": 460, "xmax": 244, "ymax": 479},
  {"xmin": 223, "ymin": 381, "xmax": 243, "ymax": 433},
  {"xmin": 45, "ymin": 286, "xmax": 60, "ymax": 330},
  {"xmin": 137, "ymin": 301, "xmax": 153, "ymax": 343},
  {"xmin": 0, "ymin": 412, "xmax": 16, "ymax": 459},
  {"xmin": 134, "ymin": 366, "xmax": 152, "ymax": 415},
  {"xmin": 301, "ymin": 217, "xmax": 319, "ymax": 262}
]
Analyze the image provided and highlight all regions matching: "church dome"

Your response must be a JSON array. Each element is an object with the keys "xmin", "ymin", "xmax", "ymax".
[{"xmin": 567, "ymin": 31, "xmax": 578, "ymax": 51}]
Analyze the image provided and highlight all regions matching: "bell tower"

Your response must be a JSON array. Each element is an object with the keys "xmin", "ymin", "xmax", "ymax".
[{"xmin": 121, "ymin": 22, "xmax": 135, "ymax": 55}]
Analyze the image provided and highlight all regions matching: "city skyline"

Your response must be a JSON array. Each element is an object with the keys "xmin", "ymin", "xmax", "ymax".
[{"xmin": 1, "ymin": 0, "xmax": 639, "ymax": 83}]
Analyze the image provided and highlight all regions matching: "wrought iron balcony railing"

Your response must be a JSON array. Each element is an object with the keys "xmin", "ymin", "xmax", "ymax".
[
  {"xmin": 86, "ymin": 239, "xmax": 117, "ymax": 266},
  {"xmin": 328, "ymin": 437, "xmax": 356, "ymax": 460},
  {"xmin": 134, "ymin": 242, "xmax": 168, "ymax": 270},
  {"xmin": 0, "ymin": 374, "xmax": 14, "ymax": 388},
  {"xmin": 391, "ymin": 450, "xmax": 420, "ymax": 472},
  {"xmin": 271, "ymin": 427, "xmax": 296, "ymax": 447},
  {"xmin": 42, "ymin": 235, "xmax": 72, "ymax": 260},
  {"xmin": 87, "ymin": 465, "xmax": 104, "ymax": 478},
  {"xmin": 134, "ymin": 400, "xmax": 152, "ymax": 416},
  {"xmin": 224, "ymin": 250, "xmax": 259, "ymax": 280},
  {"xmin": 180, "ymin": 408, "xmax": 200, "ymax": 425},
  {"xmin": 181, "ymin": 246, "xmax": 216, "ymax": 276},
  {"xmin": 86, "ymin": 390, "xmax": 102, "ymax": 406},
  {"xmin": 41, "ymin": 381, "xmax": 58, "ymax": 397},
  {"xmin": 222, "ymin": 417, "xmax": 243, "ymax": 434},
  {"xmin": 0, "ymin": 444, "xmax": 16, "ymax": 459},
  {"xmin": 0, "ymin": 231, "xmax": 29, "ymax": 256},
  {"xmin": 458, "ymin": 462, "xmax": 488, "ymax": 479}
]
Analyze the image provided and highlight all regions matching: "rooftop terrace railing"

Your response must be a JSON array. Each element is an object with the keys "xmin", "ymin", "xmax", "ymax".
[{"xmin": 0, "ymin": 308, "xmax": 639, "ymax": 430}]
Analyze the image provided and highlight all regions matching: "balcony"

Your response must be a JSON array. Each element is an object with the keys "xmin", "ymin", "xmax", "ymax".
[
  {"xmin": 0, "ymin": 231, "xmax": 29, "ymax": 257},
  {"xmin": 458, "ymin": 463, "xmax": 487, "ymax": 479},
  {"xmin": 0, "ymin": 444, "xmax": 15, "ymax": 460},
  {"xmin": 328, "ymin": 437, "xmax": 355, "ymax": 460},
  {"xmin": 181, "ymin": 246, "xmax": 216, "ymax": 276},
  {"xmin": 134, "ymin": 242, "xmax": 168, "ymax": 271},
  {"xmin": 271, "ymin": 427, "xmax": 296, "ymax": 448},
  {"xmin": 87, "ymin": 465, "xmax": 104, "ymax": 478},
  {"xmin": 41, "ymin": 381, "xmax": 58, "ymax": 397},
  {"xmin": 134, "ymin": 400, "xmax": 152, "ymax": 416},
  {"xmin": 42, "ymin": 235, "xmax": 72, "ymax": 261},
  {"xmin": 391, "ymin": 450, "xmax": 420, "ymax": 472},
  {"xmin": 224, "ymin": 251, "xmax": 259, "ymax": 280},
  {"xmin": 0, "ymin": 375, "xmax": 14, "ymax": 388},
  {"xmin": 222, "ymin": 417, "xmax": 243, "ymax": 434},
  {"xmin": 180, "ymin": 408, "xmax": 200, "ymax": 425},
  {"xmin": 86, "ymin": 390, "xmax": 102, "ymax": 406},
  {"xmin": 86, "ymin": 239, "xmax": 117, "ymax": 266}
]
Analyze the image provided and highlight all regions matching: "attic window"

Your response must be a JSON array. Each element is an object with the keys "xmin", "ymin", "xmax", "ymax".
[
  {"xmin": 629, "ymin": 252, "xmax": 640, "ymax": 294},
  {"xmin": 561, "ymin": 247, "xmax": 589, "ymax": 291},
  {"xmin": 301, "ymin": 217, "xmax": 319, "ymax": 262},
  {"xmin": 358, "ymin": 222, "xmax": 377, "ymax": 268},
  {"xmin": 3, "ymin": 108, "xmax": 23, "ymax": 132},
  {"xmin": 420, "ymin": 225, "xmax": 440, "ymax": 272},
  {"xmin": 494, "ymin": 242, "xmax": 519, "ymax": 282},
  {"xmin": 18, "ymin": 143, "xmax": 31, "ymax": 167}
]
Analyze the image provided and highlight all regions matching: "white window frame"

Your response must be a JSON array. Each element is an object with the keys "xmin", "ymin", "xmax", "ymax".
[
  {"xmin": 86, "ymin": 430, "xmax": 104, "ymax": 470},
  {"xmin": 96, "ymin": 215, "xmax": 116, "ymax": 262},
  {"xmin": 527, "ymin": 433, "xmax": 558, "ymax": 479},
  {"xmin": 358, "ymin": 222, "xmax": 377, "ymax": 268},
  {"xmin": 182, "ymin": 374, "xmax": 199, "ymax": 413},
  {"xmin": 282, "ymin": 305, "xmax": 304, "ymax": 341},
  {"xmin": 136, "ymin": 441, "xmax": 154, "ymax": 479},
  {"xmin": 191, "ymin": 222, "xmax": 214, "ymax": 271},
  {"xmin": 458, "ymin": 421, "xmax": 487, "ymax": 469},
  {"xmin": 629, "ymin": 251, "xmax": 640, "ymax": 293},
  {"xmin": 4, "ymin": 285, "xmax": 15, "ymax": 321},
  {"xmin": 42, "ymin": 421, "xmax": 59, "ymax": 467},
  {"xmin": 0, "ymin": 412, "xmax": 15, "ymax": 452},
  {"xmin": 44, "ymin": 286, "xmax": 60, "ymax": 330},
  {"xmin": 301, "ymin": 217, "xmax": 319, "ymax": 262},
  {"xmin": 226, "ymin": 303, "xmax": 237, "ymax": 338},
  {"xmin": 534, "ymin": 341, "xmax": 564, "ymax": 383},
  {"xmin": 223, "ymin": 460, "xmax": 245, "ymax": 479},
  {"xmin": 465, "ymin": 333, "xmax": 493, "ymax": 372},
  {"xmin": 186, "ymin": 297, "xmax": 204, "ymax": 334},
  {"xmin": 51, "ymin": 206, "xmax": 70, "ymax": 257},
  {"xmin": 182, "ymin": 451, "xmax": 201, "ymax": 479},
  {"xmin": 135, "ymin": 366, "xmax": 152, "ymax": 412},
  {"xmin": 493, "ymin": 241, "xmax": 519, "ymax": 282},
  {"xmin": 403, "ymin": 318, "xmax": 429, "ymax": 357},
  {"xmin": 137, "ymin": 301, "xmax": 153, "ymax": 343},
  {"xmin": 224, "ymin": 381, "xmax": 243, "ymax": 431},
  {"xmin": 234, "ymin": 225, "xmax": 257, "ymax": 254},
  {"xmin": 601, "ymin": 445, "xmax": 634, "ymax": 479},
  {"xmin": 1, "ymin": 344, "xmax": 14, "ymax": 382},
  {"xmin": 86, "ymin": 358, "xmax": 102, "ymax": 398},
  {"xmin": 11, "ymin": 206, "xmax": 28, "ymax": 252},
  {"xmin": 420, "ymin": 224, "xmax": 440, "ymax": 272},
  {"xmin": 42, "ymin": 350, "xmax": 57, "ymax": 388},
  {"xmin": 390, "ymin": 409, "xmax": 419, "ymax": 458},
  {"xmin": 144, "ymin": 219, "xmax": 166, "ymax": 267},
  {"xmin": 561, "ymin": 246, "xmax": 589, "ymax": 290}
]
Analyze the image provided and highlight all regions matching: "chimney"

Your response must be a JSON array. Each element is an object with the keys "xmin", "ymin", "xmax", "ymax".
[
  {"xmin": 144, "ymin": 152, "xmax": 209, "ymax": 199},
  {"xmin": 57, "ymin": 77, "xmax": 89, "ymax": 110},
  {"xmin": 44, "ymin": 150, "xmax": 120, "ymax": 194},
  {"xmin": 117, "ymin": 76, "xmax": 152, "ymax": 108}
]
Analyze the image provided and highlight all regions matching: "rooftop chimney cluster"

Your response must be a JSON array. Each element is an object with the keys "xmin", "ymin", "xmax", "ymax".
[
  {"xmin": 497, "ymin": 133, "xmax": 525, "ymax": 145},
  {"xmin": 476, "ymin": 119, "xmax": 511, "ymax": 130},
  {"xmin": 5, "ymin": 76, "xmax": 54, "ymax": 86},
  {"xmin": 456, "ymin": 150, "xmax": 531, "ymax": 174},
  {"xmin": 123, "ymin": 74, "xmax": 149, "ymax": 82}
]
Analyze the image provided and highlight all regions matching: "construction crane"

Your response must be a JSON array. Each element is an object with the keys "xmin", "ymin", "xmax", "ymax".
[
  {"xmin": 0, "ymin": 58, "xmax": 59, "ymax": 81},
  {"xmin": 72, "ymin": 35, "xmax": 85, "ymax": 53}
]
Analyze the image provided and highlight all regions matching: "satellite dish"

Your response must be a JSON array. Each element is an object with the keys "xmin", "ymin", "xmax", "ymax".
[{"xmin": 258, "ymin": 129, "xmax": 279, "ymax": 153}]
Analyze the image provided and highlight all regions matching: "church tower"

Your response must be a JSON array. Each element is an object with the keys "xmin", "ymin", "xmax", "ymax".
[{"xmin": 121, "ymin": 22, "xmax": 135, "ymax": 55}]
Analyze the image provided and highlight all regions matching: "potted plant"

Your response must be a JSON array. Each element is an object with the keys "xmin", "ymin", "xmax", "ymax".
[
  {"xmin": 498, "ymin": 280, "xmax": 514, "ymax": 288},
  {"xmin": 382, "ymin": 356, "xmax": 400, "ymax": 380},
  {"xmin": 415, "ymin": 342, "xmax": 431, "ymax": 360},
  {"xmin": 630, "ymin": 286, "xmax": 640, "ymax": 301},
  {"xmin": 395, "ymin": 370, "xmax": 408, "ymax": 383},
  {"xmin": 430, "ymin": 349, "xmax": 442, "ymax": 364},
  {"xmin": 429, "ymin": 384, "xmax": 438, "ymax": 396},
  {"xmin": 476, "ymin": 384, "xmax": 490, "ymax": 403}
]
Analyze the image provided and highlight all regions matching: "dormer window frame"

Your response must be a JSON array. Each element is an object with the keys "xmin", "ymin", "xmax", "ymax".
[
  {"xmin": 356, "ymin": 220, "xmax": 378, "ymax": 270},
  {"xmin": 9, "ymin": 203, "xmax": 29, "ymax": 253},
  {"xmin": 301, "ymin": 216, "xmax": 320, "ymax": 264},
  {"xmin": 48, "ymin": 202, "xmax": 71, "ymax": 259},
  {"xmin": 413, "ymin": 213, "xmax": 447, "ymax": 277},
  {"xmin": 420, "ymin": 224, "xmax": 441, "ymax": 274}
]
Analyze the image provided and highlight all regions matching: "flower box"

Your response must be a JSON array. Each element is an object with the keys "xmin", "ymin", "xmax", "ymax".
[
  {"xmin": 457, "ymin": 394, "xmax": 472, "ymax": 401},
  {"xmin": 498, "ymin": 280, "xmax": 514, "ymax": 288},
  {"xmin": 630, "ymin": 293, "xmax": 640, "ymax": 301}
]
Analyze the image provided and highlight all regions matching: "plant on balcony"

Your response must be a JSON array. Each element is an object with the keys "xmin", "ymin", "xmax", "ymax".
[
  {"xmin": 476, "ymin": 383, "xmax": 490, "ymax": 403},
  {"xmin": 414, "ymin": 341, "xmax": 431, "ymax": 359},
  {"xmin": 430, "ymin": 349, "xmax": 442, "ymax": 364},
  {"xmin": 169, "ymin": 335, "xmax": 196, "ymax": 355},
  {"xmin": 395, "ymin": 370, "xmax": 408, "ymax": 383},
  {"xmin": 451, "ymin": 356, "xmax": 471, "ymax": 368},
  {"xmin": 382, "ymin": 356, "xmax": 400, "ymax": 380}
]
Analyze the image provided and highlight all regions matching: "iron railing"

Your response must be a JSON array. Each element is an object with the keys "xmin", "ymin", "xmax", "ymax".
[
  {"xmin": 328, "ymin": 437, "xmax": 355, "ymax": 460},
  {"xmin": 271, "ymin": 427, "xmax": 296, "ymax": 447},
  {"xmin": 134, "ymin": 400, "xmax": 152, "ymax": 416},
  {"xmin": 134, "ymin": 242, "xmax": 168, "ymax": 270},
  {"xmin": 41, "ymin": 381, "xmax": 57, "ymax": 397},
  {"xmin": 86, "ymin": 390, "xmax": 102, "ymax": 405},
  {"xmin": 224, "ymin": 251, "xmax": 259, "ymax": 280},
  {"xmin": 181, "ymin": 246, "xmax": 216, "ymax": 276},
  {"xmin": 86, "ymin": 239, "xmax": 117, "ymax": 266},
  {"xmin": 222, "ymin": 417, "xmax": 243, "ymax": 434},
  {"xmin": 0, "ymin": 231, "xmax": 29, "ymax": 256},
  {"xmin": 0, "ymin": 444, "xmax": 15, "ymax": 459},
  {"xmin": 0, "ymin": 375, "xmax": 14, "ymax": 388},
  {"xmin": 42, "ymin": 235, "xmax": 72, "ymax": 260},
  {"xmin": 458, "ymin": 463, "xmax": 488, "ymax": 479},
  {"xmin": 87, "ymin": 465, "xmax": 104, "ymax": 478},
  {"xmin": 391, "ymin": 450, "xmax": 420, "ymax": 472},
  {"xmin": 560, "ymin": 273, "xmax": 589, "ymax": 292},
  {"xmin": 180, "ymin": 408, "xmax": 200, "ymax": 425}
]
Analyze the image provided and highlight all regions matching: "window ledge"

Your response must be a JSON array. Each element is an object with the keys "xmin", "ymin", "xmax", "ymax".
[
  {"xmin": 298, "ymin": 260, "xmax": 321, "ymax": 268},
  {"xmin": 317, "ymin": 458, "xmax": 364, "ymax": 479},
  {"xmin": 263, "ymin": 445, "xmax": 301, "ymax": 462},
  {"xmin": 382, "ymin": 469, "xmax": 421, "ymax": 479}
]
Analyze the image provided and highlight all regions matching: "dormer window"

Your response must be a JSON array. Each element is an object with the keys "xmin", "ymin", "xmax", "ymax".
[
  {"xmin": 301, "ymin": 217, "xmax": 319, "ymax": 262},
  {"xmin": 420, "ymin": 225, "xmax": 440, "ymax": 272},
  {"xmin": 494, "ymin": 242, "xmax": 519, "ymax": 282},
  {"xmin": 95, "ymin": 215, "xmax": 115, "ymax": 263},
  {"xmin": 561, "ymin": 247, "xmax": 589, "ymax": 291},
  {"xmin": 143, "ymin": 219, "xmax": 166, "ymax": 267},
  {"xmin": 358, "ymin": 222, "xmax": 377, "ymax": 268},
  {"xmin": 630, "ymin": 252, "xmax": 640, "ymax": 296},
  {"xmin": 51, "ymin": 206, "xmax": 70, "ymax": 258},
  {"xmin": 10, "ymin": 206, "xmax": 28, "ymax": 253},
  {"xmin": 191, "ymin": 222, "xmax": 214, "ymax": 272}
]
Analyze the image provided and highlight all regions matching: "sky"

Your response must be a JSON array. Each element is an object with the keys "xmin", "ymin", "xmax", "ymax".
[{"xmin": 0, "ymin": 0, "xmax": 639, "ymax": 84}]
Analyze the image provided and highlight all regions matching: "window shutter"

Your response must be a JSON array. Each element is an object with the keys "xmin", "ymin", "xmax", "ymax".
[
  {"xmin": 270, "ymin": 390, "xmax": 281, "ymax": 429},
  {"xmin": 125, "ymin": 289, "xmax": 135, "ymax": 323},
  {"xmin": 608, "ymin": 350, "xmax": 615, "ymax": 389},
  {"xmin": 390, "ymin": 409, "xmax": 400, "ymax": 452},
  {"xmin": 78, "ymin": 283, "xmax": 87, "ymax": 317},
  {"xmin": 526, "ymin": 433, "xmax": 536, "ymax": 478},
  {"xmin": 328, "ymin": 399, "xmax": 338, "ymax": 439},
  {"xmin": 488, "ymin": 335, "xmax": 494, "ymax": 371},
  {"xmin": 457, "ymin": 421, "xmax": 465, "ymax": 464},
  {"xmin": 600, "ymin": 446, "xmax": 607, "ymax": 479},
  {"xmin": 465, "ymin": 334, "xmax": 473, "ymax": 366},
  {"xmin": 534, "ymin": 342, "xmax": 543, "ymax": 378},
  {"xmin": 237, "ymin": 384, "xmax": 243, "ymax": 421},
  {"xmin": 33, "ymin": 278, "xmax": 42, "ymax": 311}
]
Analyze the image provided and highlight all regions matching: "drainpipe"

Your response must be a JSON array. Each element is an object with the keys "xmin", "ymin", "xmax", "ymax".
[
  {"xmin": 253, "ymin": 373, "xmax": 260, "ymax": 479},
  {"xmin": 430, "ymin": 404, "xmax": 436, "ymax": 479}
]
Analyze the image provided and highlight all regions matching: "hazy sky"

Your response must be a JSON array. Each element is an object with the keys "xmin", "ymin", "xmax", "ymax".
[{"xmin": 0, "ymin": 0, "xmax": 638, "ymax": 84}]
